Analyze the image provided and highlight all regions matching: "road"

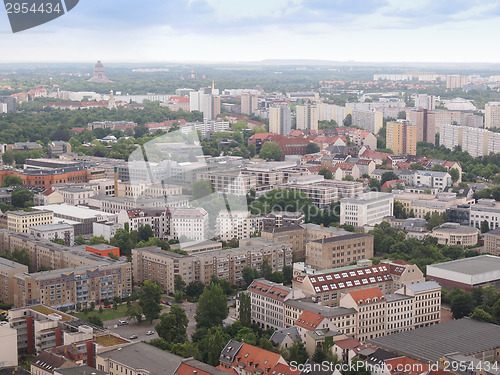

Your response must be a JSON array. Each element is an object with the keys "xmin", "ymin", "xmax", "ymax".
[{"xmin": 104, "ymin": 299, "xmax": 238, "ymax": 341}]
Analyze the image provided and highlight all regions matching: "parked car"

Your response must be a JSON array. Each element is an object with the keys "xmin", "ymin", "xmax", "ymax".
[
  {"xmin": 103, "ymin": 305, "xmax": 112, "ymax": 308},
  {"xmin": 130, "ymin": 334, "xmax": 138, "ymax": 339},
  {"xmin": 118, "ymin": 320, "xmax": 128, "ymax": 325},
  {"xmin": 146, "ymin": 330, "xmax": 154, "ymax": 335},
  {"xmin": 166, "ymin": 301, "xmax": 172, "ymax": 306},
  {"xmin": 161, "ymin": 299, "xmax": 167, "ymax": 304}
]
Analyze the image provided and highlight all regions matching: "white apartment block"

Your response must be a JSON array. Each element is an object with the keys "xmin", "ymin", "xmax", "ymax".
[
  {"xmin": 440, "ymin": 124, "xmax": 500, "ymax": 158},
  {"xmin": 170, "ymin": 207, "xmax": 209, "ymax": 242},
  {"xmin": 340, "ymin": 192, "xmax": 394, "ymax": 227},
  {"xmin": 216, "ymin": 210, "xmax": 262, "ymax": 241},
  {"xmin": 198, "ymin": 169, "xmax": 257, "ymax": 196},
  {"xmin": 247, "ymin": 279, "xmax": 305, "ymax": 330},
  {"xmin": 414, "ymin": 94, "xmax": 436, "ymax": 110},
  {"xmin": 470, "ymin": 199, "xmax": 500, "ymax": 231},
  {"xmin": 29, "ymin": 223, "xmax": 75, "ymax": 246},
  {"xmin": 296, "ymin": 104, "xmax": 319, "ymax": 131},
  {"xmin": 269, "ymin": 104, "xmax": 292, "ymax": 135},
  {"xmin": 395, "ymin": 281, "xmax": 441, "ymax": 329},
  {"xmin": 414, "ymin": 171, "xmax": 451, "ymax": 191},
  {"xmin": 384, "ymin": 293, "xmax": 414, "ymax": 335},
  {"xmin": 351, "ymin": 109, "xmax": 384, "ymax": 134},
  {"xmin": 485, "ymin": 102, "xmax": 500, "ymax": 129}
]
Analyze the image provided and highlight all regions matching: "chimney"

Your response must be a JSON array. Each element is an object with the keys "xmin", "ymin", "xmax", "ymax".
[{"xmin": 404, "ymin": 285, "xmax": 407, "ymax": 296}]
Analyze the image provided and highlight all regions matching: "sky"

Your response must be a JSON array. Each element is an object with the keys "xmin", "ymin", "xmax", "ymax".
[{"xmin": 1, "ymin": 0, "xmax": 500, "ymax": 63}]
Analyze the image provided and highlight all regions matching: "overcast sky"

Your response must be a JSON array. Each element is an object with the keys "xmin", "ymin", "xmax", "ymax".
[{"xmin": 1, "ymin": 0, "xmax": 500, "ymax": 63}]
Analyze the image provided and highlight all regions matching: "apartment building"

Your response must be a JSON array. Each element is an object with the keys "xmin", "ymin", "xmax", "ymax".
[
  {"xmin": 440, "ymin": 124, "xmax": 500, "ymax": 157},
  {"xmin": 197, "ymin": 169, "xmax": 257, "ymax": 196},
  {"xmin": 470, "ymin": 199, "xmax": 500, "ymax": 231},
  {"xmin": 132, "ymin": 238, "xmax": 292, "ymax": 293},
  {"xmin": 384, "ymin": 293, "xmax": 414, "ymax": 335},
  {"xmin": 484, "ymin": 227, "xmax": 500, "ymax": 256},
  {"xmin": 247, "ymin": 279, "xmax": 305, "ymax": 330},
  {"xmin": 29, "ymin": 223, "xmax": 75, "ymax": 246},
  {"xmin": 392, "ymin": 191, "xmax": 468, "ymax": 219},
  {"xmin": 396, "ymin": 281, "xmax": 441, "ymax": 328},
  {"xmin": 351, "ymin": 109, "xmax": 384, "ymax": 134},
  {"xmin": 293, "ymin": 260, "xmax": 425, "ymax": 307},
  {"xmin": 269, "ymin": 104, "xmax": 292, "ymax": 135},
  {"xmin": 13, "ymin": 261, "xmax": 131, "ymax": 308},
  {"xmin": 116, "ymin": 181, "xmax": 183, "ymax": 199},
  {"xmin": 170, "ymin": 207, "xmax": 209, "ymax": 242},
  {"xmin": 340, "ymin": 192, "xmax": 394, "ymax": 227},
  {"xmin": 7, "ymin": 210, "xmax": 54, "ymax": 234},
  {"xmin": 215, "ymin": 210, "xmax": 261, "ymax": 241},
  {"xmin": 485, "ymin": 102, "xmax": 500, "ymax": 128},
  {"xmin": 132, "ymin": 247, "xmax": 196, "ymax": 293},
  {"xmin": 386, "ymin": 121, "xmax": 417, "ymax": 155},
  {"xmin": 0, "ymin": 257, "xmax": 29, "ymax": 304},
  {"xmin": 414, "ymin": 171, "xmax": 451, "ymax": 191},
  {"xmin": 241, "ymin": 93, "xmax": 259, "ymax": 115},
  {"xmin": 407, "ymin": 108, "xmax": 435, "ymax": 144},
  {"xmin": 296, "ymin": 103, "xmax": 319, "ymax": 131},
  {"xmin": 340, "ymin": 288, "xmax": 386, "ymax": 342},
  {"xmin": 305, "ymin": 233, "xmax": 374, "ymax": 270},
  {"xmin": 0, "ymin": 321, "xmax": 18, "ymax": 367}
]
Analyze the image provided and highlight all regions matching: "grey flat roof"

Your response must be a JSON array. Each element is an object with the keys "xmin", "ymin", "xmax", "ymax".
[
  {"xmin": 55, "ymin": 366, "xmax": 108, "ymax": 375},
  {"xmin": 0, "ymin": 257, "xmax": 28, "ymax": 269},
  {"xmin": 427, "ymin": 255, "xmax": 500, "ymax": 276},
  {"xmin": 384, "ymin": 293, "xmax": 413, "ymax": 302},
  {"xmin": 406, "ymin": 281, "xmax": 441, "ymax": 293},
  {"xmin": 369, "ymin": 318, "xmax": 500, "ymax": 363},
  {"xmin": 311, "ymin": 233, "xmax": 371, "ymax": 244},
  {"xmin": 97, "ymin": 342, "xmax": 183, "ymax": 375}
]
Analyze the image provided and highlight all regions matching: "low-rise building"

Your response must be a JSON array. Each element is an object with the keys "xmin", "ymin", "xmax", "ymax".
[
  {"xmin": 197, "ymin": 169, "xmax": 257, "ymax": 196},
  {"xmin": 484, "ymin": 227, "xmax": 500, "ymax": 256},
  {"xmin": 7, "ymin": 210, "xmax": 54, "ymax": 234},
  {"xmin": 247, "ymin": 279, "xmax": 305, "ymax": 330},
  {"xmin": 215, "ymin": 210, "xmax": 261, "ymax": 241},
  {"xmin": 29, "ymin": 223, "xmax": 75, "ymax": 246},
  {"xmin": 305, "ymin": 233, "xmax": 374, "ymax": 270},
  {"xmin": 340, "ymin": 192, "xmax": 394, "ymax": 227},
  {"xmin": 395, "ymin": 281, "xmax": 440, "ymax": 329},
  {"xmin": 430, "ymin": 223, "xmax": 479, "ymax": 247},
  {"xmin": 426, "ymin": 255, "xmax": 500, "ymax": 291}
]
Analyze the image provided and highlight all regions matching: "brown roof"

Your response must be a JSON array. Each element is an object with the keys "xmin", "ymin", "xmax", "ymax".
[
  {"xmin": 347, "ymin": 287, "xmax": 384, "ymax": 305},
  {"xmin": 295, "ymin": 310, "xmax": 326, "ymax": 330}
]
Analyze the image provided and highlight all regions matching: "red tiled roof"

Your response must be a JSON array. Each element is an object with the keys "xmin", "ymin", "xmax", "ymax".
[
  {"xmin": 146, "ymin": 119, "xmax": 187, "ymax": 128},
  {"xmin": 215, "ymin": 366, "xmax": 238, "ymax": 375},
  {"xmin": 71, "ymin": 127, "xmax": 86, "ymax": 133},
  {"xmin": 175, "ymin": 363, "xmax": 214, "ymax": 375},
  {"xmin": 384, "ymin": 357, "xmax": 429, "ymax": 375},
  {"xmin": 169, "ymin": 96, "xmax": 190, "ymax": 103},
  {"xmin": 362, "ymin": 150, "xmax": 391, "ymax": 159},
  {"xmin": 381, "ymin": 180, "xmax": 404, "ymax": 188},
  {"xmin": 335, "ymin": 338, "xmax": 361, "ymax": 350},
  {"xmin": 272, "ymin": 363, "xmax": 300, "ymax": 375},
  {"xmin": 334, "ymin": 163, "xmax": 356, "ymax": 170},
  {"xmin": 233, "ymin": 343, "xmax": 283, "ymax": 374},
  {"xmin": 295, "ymin": 310, "xmax": 326, "ymax": 330},
  {"xmin": 306, "ymin": 264, "xmax": 392, "ymax": 294},
  {"xmin": 347, "ymin": 287, "xmax": 384, "ymax": 305},
  {"xmin": 249, "ymin": 133, "xmax": 275, "ymax": 140},
  {"xmin": 248, "ymin": 280, "xmax": 291, "ymax": 302},
  {"xmin": 42, "ymin": 189, "xmax": 55, "ymax": 196}
]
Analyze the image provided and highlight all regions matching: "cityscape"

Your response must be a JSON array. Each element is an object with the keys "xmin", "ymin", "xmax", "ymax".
[{"xmin": 1, "ymin": 2, "xmax": 500, "ymax": 375}]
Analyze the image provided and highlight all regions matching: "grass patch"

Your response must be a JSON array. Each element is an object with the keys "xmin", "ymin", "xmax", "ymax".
[
  {"xmin": 74, "ymin": 304, "xmax": 129, "ymax": 321},
  {"xmin": 94, "ymin": 333, "xmax": 129, "ymax": 347},
  {"xmin": 19, "ymin": 355, "xmax": 35, "ymax": 371}
]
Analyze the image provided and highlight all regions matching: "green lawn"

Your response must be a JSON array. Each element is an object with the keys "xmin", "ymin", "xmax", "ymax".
[{"xmin": 74, "ymin": 304, "xmax": 129, "ymax": 321}]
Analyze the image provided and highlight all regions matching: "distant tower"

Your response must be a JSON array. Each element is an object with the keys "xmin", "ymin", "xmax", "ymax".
[
  {"xmin": 89, "ymin": 61, "xmax": 112, "ymax": 83},
  {"xmin": 108, "ymin": 90, "xmax": 116, "ymax": 109}
]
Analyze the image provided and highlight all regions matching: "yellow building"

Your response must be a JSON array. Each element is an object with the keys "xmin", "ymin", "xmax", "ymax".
[
  {"xmin": 6, "ymin": 210, "xmax": 54, "ymax": 234},
  {"xmin": 387, "ymin": 121, "xmax": 417, "ymax": 155}
]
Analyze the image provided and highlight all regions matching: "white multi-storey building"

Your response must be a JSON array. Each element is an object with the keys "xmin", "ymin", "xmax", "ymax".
[
  {"xmin": 485, "ymin": 102, "xmax": 500, "ymax": 129},
  {"xmin": 340, "ymin": 192, "xmax": 394, "ymax": 227},
  {"xmin": 470, "ymin": 199, "xmax": 500, "ymax": 231},
  {"xmin": 440, "ymin": 124, "xmax": 500, "ymax": 158},
  {"xmin": 216, "ymin": 210, "xmax": 262, "ymax": 241},
  {"xmin": 29, "ymin": 223, "xmax": 75, "ymax": 246},
  {"xmin": 296, "ymin": 103, "xmax": 318, "ymax": 131},
  {"xmin": 170, "ymin": 207, "xmax": 209, "ymax": 242}
]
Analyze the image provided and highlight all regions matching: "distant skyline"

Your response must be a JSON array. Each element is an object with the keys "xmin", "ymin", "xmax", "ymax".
[{"xmin": 2, "ymin": 0, "xmax": 500, "ymax": 63}]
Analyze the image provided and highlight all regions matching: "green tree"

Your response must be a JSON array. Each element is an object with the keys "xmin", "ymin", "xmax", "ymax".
[
  {"xmin": 174, "ymin": 290, "xmax": 184, "ymax": 303},
  {"xmin": 343, "ymin": 113, "xmax": 352, "ymax": 127},
  {"xmin": 393, "ymin": 201, "xmax": 407, "ymax": 219},
  {"xmin": 449, "ymin": 168, "xmax": 460, "ymax": 184},
  {"xmin": 381, "ymin": 171, "xmax": 399, "ymax": 185},
  {"xmin": 88, "ymin": 235, "xmax": 108, "ymax": 245},
  {"xmin": 451, "ymin": 292, "xmax": 474, "ymax": 319},
  {"xmin": 127, "ymin": 302, "xmax": 143, "ymax": 322},
  {"xmin": 242, "ymin": 266, "xmax": 260, "ymax": 287},
  {"xmin": 239, "ymin": 292, "xmax": 251, "ymax": 327},
  {"xmin": 1, "ymin": 151, "xmax": 15, "ymax": 165},
  {"xmin": 155, "ymin": 305, "xmax": 189, "ymax": 344},
  {"xmin": 470, "ymin": 307, "xmax": 495, "ymax": 323},
  {"xmin": 426, "ymin": 212, "xmax": 448, "ymax": 230},
  {"xmin": 185, "ymin": 281, "xmax": 205, "ymax": 298},
  {"xmin": 50, "ymin": 238, "xmax": 66, "ymax": 245},
  {"xmin": 481, "ymin": 220, "xmax": 490, "ymax": 233},
  {"xmin": 283, "ymin": 265, "xmax": 293, "ymax": 284},
  {"xmin": 110, "ymin": 228, "xmax": 134, "ymax": 256},
  {"xmin": 207, "ymin": 329, "xmax": 227, "ymax": 366},
  {"xmin": 138, "ymin": 225, "xmax": 154, "ymax": 241},
  {"xmin": 139, "ymin": 280, "xmax": 162, "ymax": 323},
  {"xmin": 283, "ymin": 341, "xmax": 309, "ymax": 365},
  {"xmin": 318, "ymin": 168, "xmax": 333, "ymax": 180},
  {"xmin": 259, "ymin": 142, "xmax": 283, "ymax": 161},
  {"xmin": 306, "ymin": 142, "xmax": 320, "ymax": 154},
  {"xmin": 87, "ymin": 315, "xmax": 103, "ymax": 327},
  {"xmin": 11, "ymin": 189, "xmax": 34, "ymax": 208},
  {"xmin": 174, "ymin": 275, "xmax": 186, "ymax": 293},
  {"xmin": 261, "ymin": 258, "xmax": 273, "ymax": 280},
  {"xmin": 2, "ymin": 175, "xmax": 23, "ymax": 187},
  {"xmin": 195, "ymin": 284, "xmax": 228, "ymax": 330},
  {"xmin": 76, "ymin": 235, "xmax": 86, "ymax": 245}
]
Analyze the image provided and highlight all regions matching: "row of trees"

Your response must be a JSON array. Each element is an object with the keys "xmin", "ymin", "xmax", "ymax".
[{"xmin": 444, "ymin": 285, "xmax": 500, "ymax": 324}]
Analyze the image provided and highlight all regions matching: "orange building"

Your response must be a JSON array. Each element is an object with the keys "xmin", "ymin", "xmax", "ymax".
[
  {"xmin": 85, "ymin": 244, "xmax": 120, "ymax": 258},
  {"xmin": 0, "ymin": 168, "xmax": 89, "ymax": 189}
]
